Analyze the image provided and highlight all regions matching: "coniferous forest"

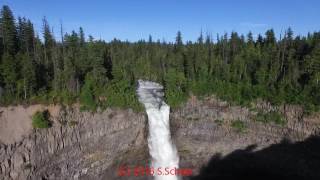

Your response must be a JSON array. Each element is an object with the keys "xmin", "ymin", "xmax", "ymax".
[{"xmin": 0, "ymin": 5, "xmax": 319, "ymax": 112}]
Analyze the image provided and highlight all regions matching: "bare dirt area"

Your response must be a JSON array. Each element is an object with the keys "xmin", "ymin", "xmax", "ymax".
[{"xmin": 0, "ymin": 105, "xmax": 61, "ymax": 144}]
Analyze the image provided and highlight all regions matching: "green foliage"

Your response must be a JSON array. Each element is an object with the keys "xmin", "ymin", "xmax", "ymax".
[
  {"xmin": 32, "ymin": 111, "xmax": 50, "ymax": 129},
  {"xmin": 80, "ymin": 76, "xmax": 97, "ymax": 111},
  {"xmin": 164, "ymin": 69, "xmax": 188, "ymax": 108},
  {"xmin": 0, "ymin": 53, "xmax": 18, "ymax": 96},
  {"xmin": 231, "ymin": 120, "xmax": 247, "ymax": 133},
  {"xmin": 102, "ymin": 79, "xmax": 142, "ymax": 111},
  {"xmin": 190, "ymin": 77, "xmax": 214, "ymax": 97},
  {"xmin": 214, "ymin": 119, "xmax": 224, "ymax": 126},
  {"xmin": 68, "ymin": 120, "xmax": 78, "ymax": 127},
  {"xmin": 0, "ymin": 5, "xmax": 320, "ymax": 114},
  {"xmin": 255, "ymin": 111, "xmax": 286, "ymax": 125},
  {"xmin": 58, "ymin": 90, "xmax": 78, "ymax": 105},
  {"xmin": 1, "ymin": 5, "xmax": 18, "ymax": 55}
]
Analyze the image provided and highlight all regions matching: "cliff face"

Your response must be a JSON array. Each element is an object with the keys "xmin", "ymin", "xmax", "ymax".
[
  {"xmin": 0, "ymin": 97, "xmax": 319, "ymax": 180},
  {"xmin": 0, "ymin": 105, "xmax": 147, "ymax": 180},
  {"xmin": 171, "ymin": 97, "xmax": 320, "ymax": 174}
]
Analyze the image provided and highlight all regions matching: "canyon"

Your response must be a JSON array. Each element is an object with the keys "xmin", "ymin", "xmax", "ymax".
[{"xmin": 0, "ymin": 96, "xmax": 320, "ymax": 180}]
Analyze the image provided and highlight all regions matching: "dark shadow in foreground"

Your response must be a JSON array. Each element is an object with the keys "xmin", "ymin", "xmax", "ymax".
[{"xmin": 190, "ymin": 135, "xmax": 320, "ymax": 180}]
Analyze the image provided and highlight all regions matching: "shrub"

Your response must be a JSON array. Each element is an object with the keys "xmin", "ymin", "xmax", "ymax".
[
  {"xmin": 214, "ymin": 119, "xmax": 224, "ymax": 126},
  {"xmin": 190, "ymin": 79, "xmax": 214, "ymax": 97},
  {"xmin": 164, "ymin": 69, "xmax": 188, "ymax": 108},
  {"xmin": 58, "ymin": 90, "xmax": 77, "ymax": 105},
  {"xmin": 231, "ymin": 120, "xmax": 246, "ymax": 133},
  {"xmin": 68, "ymin": 120, "xmax": 78, "ymax": 127},
  {"xmin": 102, "ymin": 79, "xmax": 143, "ymax": 112},
  {"xmin": 255, "ymin": 111, "xmax": 286, "ymax": 125},
  {"xmin": 80, "ymin": 76, "xmax": 97, "ymax": 111},
  {"xmin": 32, "ymin": 111, "xmax": 51, "ymax": 129}
]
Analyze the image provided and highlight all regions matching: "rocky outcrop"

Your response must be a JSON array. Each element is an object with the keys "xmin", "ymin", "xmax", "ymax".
[
  {"xmin": 0, "ymin": 105, "xmax": 147, "ymax": 180},
  {"xmin": 0, "ymin": 97, "xmax": 319, "ymax": 180},
  {"xmin": 172, "ymin": 96, "xmax": 320, "ymax": 177}
]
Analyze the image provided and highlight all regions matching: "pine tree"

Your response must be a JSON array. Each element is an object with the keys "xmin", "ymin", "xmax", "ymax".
[
  {"xmin": 79, "ymin": 27, "xmax": 85, "ymax": 47},
  {"xmin": 265, "ymin": 29, "xmax": 276, "ymax": 45},
  {"xmin": 64, "ymin": 31, "xmax": 80, "ymax": 93},
  {"xmin": 16, "ymin": 52, "xmax": 36, "ymax": 99},
  {"xmin": 15, "ymin": 17, "xmax": 37, "ymax": 99},
  {"xmin": 103, "ymin": 47, "xmax": 113, "ymax": 80},
  {"xmin": 230, "ymin": 31, "xmax": 240, "ymax": 60},
  {"xmin": 42, "ymin": 17, "xmax": 54, "ymax": 88},
  {"xmin": 247, "ymin": 32, "xmax": 254, "ymax": 45},
  {"xmin": 87, "ymin": 40, "xmax": 106, "ymax": 87},
  {"xmin": 0, "ymin": 4, "xmax": 320, "ymax": 111},
  {"xmin": 0, "ymin": 5, "xmax": 17, "ymax": 55},
  {"xmin": 0, "ymin": 53, "xmax": 17, "ymax": 96},
  {"xmin": 0, "ymin": 6, "xmax": 18, "ymax": 98},
  {"xmin": 306, "ymin": 44, "xmax": 320, "ymax": 86},
  {"xmin": 174, "ymin": 31, "xmax": 183, "ymax": 52}
]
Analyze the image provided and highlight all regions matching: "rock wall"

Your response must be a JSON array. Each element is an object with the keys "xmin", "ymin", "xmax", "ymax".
[
  {"xmin": 0, "ymin": 97, "xmax": 319, "ymax": 180},
  {"xmin": 171, "ymin": 97, "xmax": 320, "ymax": 176},
  {"xmin": 0, "ymin": 106, "xmax": 147, "ymax": 180}
]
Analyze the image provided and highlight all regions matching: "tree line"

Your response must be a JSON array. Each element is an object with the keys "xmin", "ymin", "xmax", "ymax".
[{"xmin": 0, "ymin": 5, "xmax": 319, "ymax": 112}]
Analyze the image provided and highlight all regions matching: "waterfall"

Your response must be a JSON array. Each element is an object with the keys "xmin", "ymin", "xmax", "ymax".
[{"xmin": 137, "ymin": 80, "xmax": 179, "ymax": 180}]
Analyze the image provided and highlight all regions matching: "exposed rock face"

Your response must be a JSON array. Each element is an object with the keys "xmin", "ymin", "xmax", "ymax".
[
  {"xmin": 0, "ymin": 97, "xmax": 319, "ymax": 180},
  {"xmin": 171, "ymin": 97, "xmax": 320, "ymax": 176},
  {"xmin": 0, "ymin": 105, "xmax": 147, "ymax": 180}
]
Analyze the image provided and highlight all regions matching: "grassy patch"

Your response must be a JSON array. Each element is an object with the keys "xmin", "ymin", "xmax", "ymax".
[
  {"xmin": 231, "ymin": 120, "xmax": 247, "ymax": 133},
  {"xmin": 32, "ymin": 110, "xmax": 51, "ymax": 129},
  {"xmin": 68, "ymin": 120, "xmax": 78, "ymax": 127},
  {"xmin": 255, "ymin": 111, "xmax": 286, "ymax": 125},
  {"xmin": 186, "ymin": 116, "xmax": 200, "ymax": 121},
  {"xmin": 214, "ymin": 119, "xmax": 224, "ymax": 126}
]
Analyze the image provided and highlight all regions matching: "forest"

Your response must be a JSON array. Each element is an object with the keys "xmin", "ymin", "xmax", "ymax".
[{"xmin": 0, "ymin": 5, "xmax": 319, "ymax": 112}]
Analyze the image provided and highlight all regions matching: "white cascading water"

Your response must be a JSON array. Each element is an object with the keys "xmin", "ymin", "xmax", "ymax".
[{"xmin": 137, "ymin": 80, "xmax": 179, "ymax": 180}]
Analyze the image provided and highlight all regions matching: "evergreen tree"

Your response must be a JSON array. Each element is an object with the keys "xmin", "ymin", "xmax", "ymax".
[
  {"xmin": 0, "ymin": 5, "xmax": 17, "ymax": 55},
  {"xmin": 16, "ymin": 52, "xmax": 36, "ymax": 99},
  {"xmin": 103, "ymin": 47, "xmax": 113, "ymax": 80},
  {"xmin": 174, "ymin": 31, "xmax": 183, "ymax": 52},
  {"xmin": 0, "ymin": 6, "xmax": 19, "ymax": 98},
  {"xmin": 64, "ymin": 31, "xmax": 80, "ymax": 93},
  {"xmin": 0, "ymin": 53, "xmax": 17, "ymax": 96},
  {"xmin": 0, "ymin": 4, "xmax": 319, "ymax": 112},
  {"xmin": 79, "ymin": 27, "xmax": 85, "ymax": 47},
  {"xmin": 42, "ymin": 17, "xmax": 55, "ymax": 88}
]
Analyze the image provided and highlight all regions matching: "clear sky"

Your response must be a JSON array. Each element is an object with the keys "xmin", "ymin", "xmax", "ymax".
[{"xmin": 1, "ymin": 0, "xmax": 320, "ymax": 42}]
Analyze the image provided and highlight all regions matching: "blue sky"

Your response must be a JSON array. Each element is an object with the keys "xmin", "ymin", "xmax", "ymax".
[{"xmin": 1, "ymin": 0, "xmax": 320, "ymax": 42}]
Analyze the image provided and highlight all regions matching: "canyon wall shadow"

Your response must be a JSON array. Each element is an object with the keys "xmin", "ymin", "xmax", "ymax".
[{"xmin": 190, "ymin": 135, "xmax": 320, "ymax": 180}]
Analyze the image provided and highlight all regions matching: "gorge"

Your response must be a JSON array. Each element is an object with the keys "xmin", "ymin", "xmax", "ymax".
[{"xmin": 1, "ymin": 96, "xmax": 320, "ymax": 179}]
